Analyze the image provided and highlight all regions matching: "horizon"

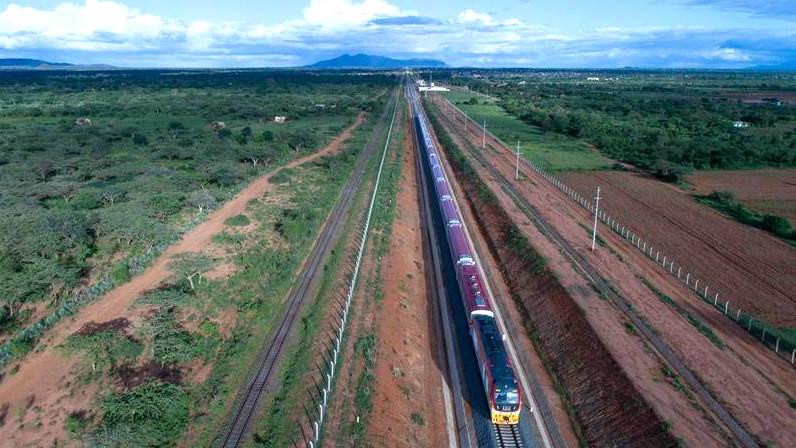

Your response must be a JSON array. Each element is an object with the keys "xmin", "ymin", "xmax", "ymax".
[{"xmin": 0, "ymin": 0, "xmax": 795, "ymax": 69}]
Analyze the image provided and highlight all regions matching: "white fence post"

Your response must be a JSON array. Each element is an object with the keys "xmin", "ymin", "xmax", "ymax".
[
  {"xmin": 724, "ymin": 300, "xmax": 729, "ymax": 315},
  {"xmin": 736, "ymin": 309, "xmax": 741, "ymax": 321}
]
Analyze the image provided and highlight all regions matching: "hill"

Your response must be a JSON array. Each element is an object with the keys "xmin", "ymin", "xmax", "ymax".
[
  {"xmin": 307, "ymin": 53, "xmax": 447, "ymax": 69},
  {"xmin": 0, "ymin": 58, "xmax": 72, "ymax": 68}
]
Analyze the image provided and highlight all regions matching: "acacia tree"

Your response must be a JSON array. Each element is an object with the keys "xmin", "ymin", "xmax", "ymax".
[
  {"xmin": 34, "ymin": 159, "xmax": 55, "ymax": 182},
  {"xmin": 187, "ymin": 189, "xmax": 217, "ymax": 214}
]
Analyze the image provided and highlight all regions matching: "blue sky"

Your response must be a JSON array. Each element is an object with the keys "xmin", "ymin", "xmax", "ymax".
[{"xmin": 0, "ymin": 0, "xmax": 794, "ymax": 68}]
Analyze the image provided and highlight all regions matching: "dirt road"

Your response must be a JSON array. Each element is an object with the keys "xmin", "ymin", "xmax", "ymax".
[{"xmin": 0, "ymin": 112, "xmax": 365, "ymax": 447}]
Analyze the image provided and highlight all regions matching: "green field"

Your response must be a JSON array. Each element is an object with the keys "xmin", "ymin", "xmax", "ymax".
[{"xmin": 442, "ymin": 90, "xmax": 614, "ymax": 171}]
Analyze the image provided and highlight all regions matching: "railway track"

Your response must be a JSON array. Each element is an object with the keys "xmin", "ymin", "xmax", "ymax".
[
  {"xmin": 412, "ymin": 90, "xmax": 472, "ymax": 448},
  {"xmin": 218, "ymin": 92, "xmax": 398, "ymax": 448},
  {"xmin": 493, "ymin": 425, "xmax": 523, "ymax": 448},
  {"xmin": 431, "ymin": 98, "xmax": 759, "ymax": 448}
]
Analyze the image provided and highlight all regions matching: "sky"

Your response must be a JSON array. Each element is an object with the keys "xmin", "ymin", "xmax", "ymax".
[{"xmin": 0, "ymin": 0, "xmax": 794, "ymax": 68}]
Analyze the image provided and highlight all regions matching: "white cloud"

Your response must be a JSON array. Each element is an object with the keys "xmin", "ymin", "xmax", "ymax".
[
  {"xmin": 456, "ymin": 9, "xmax": 494, "ymax": 25},
  {"xmin": 302, "ymin": 0, "xmax": 404, "ymax": 27},
  {"xmin": 0, "ymin": 0, "xmax": 791, "ymax": 68},
  {"xmin": 0, "ymin": 0, "xmax": 173, "ymax": 38},
  {"xmin": 708, "ymin": 47, "xmax": 751, "ymax": 61}
]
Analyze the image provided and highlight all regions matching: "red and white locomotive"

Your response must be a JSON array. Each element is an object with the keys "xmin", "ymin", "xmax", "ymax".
[{"xmin": 409, "ymin": 85, "xmax": 522, "ymax": 425}]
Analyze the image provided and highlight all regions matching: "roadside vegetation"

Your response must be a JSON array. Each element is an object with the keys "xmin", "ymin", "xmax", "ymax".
[
  {"xmin": 53, "ymin": 107, "xmax": 380, "ymax": 446},
  {"xmin": 443, "ymin": 90, "xmax": 613, "ymax": 171},
  {"xmin": 445, "ymin": 71, "xmax": 796, "ymax": 181},
  {"xmin": 0, "ymin": 69, "xmax": 388, "ymax": 365},
  {"xmin": 697, "ymin": 191, "xmax": 796, "ymax": 245},
  {"xmin": 248, "ymin": 96, "xmax": 393, "ymax": 448}
]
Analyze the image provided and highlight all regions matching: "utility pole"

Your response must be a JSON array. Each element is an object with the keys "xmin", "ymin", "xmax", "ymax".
[
  {"xmin": 482, "ymin": 120, "xmax": 486, "ymax": 149},
  {"xmin": 515, "ymin": 140, "xmax": 520, "ymax": 180},
  {"xmin": 591, "ymin": 187, "xmax": 601, "ymax": 251}
]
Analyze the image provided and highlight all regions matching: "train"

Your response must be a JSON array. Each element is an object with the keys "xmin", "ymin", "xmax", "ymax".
[{"xmin": 407, "ymin": 84, "xmax": 522, "ymax": 425}]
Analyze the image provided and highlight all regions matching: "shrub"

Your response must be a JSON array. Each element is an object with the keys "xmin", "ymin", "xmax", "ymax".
[
  {"xmin": 96, "ymin": 381, "xmax": 189, "ymax": 447},
  {"xmin": 110, "ymin": 261, "xmax": 130, "ymax": 284},
  {"xmin": 224, "ymin": 214, "xmax": 250, "ymax": 227}
]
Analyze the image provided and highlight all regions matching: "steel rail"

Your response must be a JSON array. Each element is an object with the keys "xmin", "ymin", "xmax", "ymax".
[
  {"xmin": 219, "ymin": 92, "xmax": 397, "ymax": 448},
  {"xmin": 435, "ymin": 97, "xmax": 759, "ymax": 448}
]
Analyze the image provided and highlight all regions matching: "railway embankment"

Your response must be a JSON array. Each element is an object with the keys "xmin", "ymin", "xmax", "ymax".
[{"xmin": 426, "ymin": 107, "xmax": 679, "ymax": 447}]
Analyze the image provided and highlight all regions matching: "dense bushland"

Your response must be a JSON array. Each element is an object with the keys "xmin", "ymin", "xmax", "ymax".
[
  {"xmin": 0, "ymin": 69, "xmax": 391, "ymax": 337},
  {"xmin": 447, "ymin": 70, "xmax": 796, "ymax": 180}
]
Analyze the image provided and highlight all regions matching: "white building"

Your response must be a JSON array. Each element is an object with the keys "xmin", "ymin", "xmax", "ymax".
[{"xmin": 732, "ymin": 121, "xmax": 750, "ymax": 128}]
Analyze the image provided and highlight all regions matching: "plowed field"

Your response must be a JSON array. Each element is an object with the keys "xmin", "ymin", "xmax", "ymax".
[{"xmin": 687, "ymin": 168, "xmax": 796, "ymax": 224}]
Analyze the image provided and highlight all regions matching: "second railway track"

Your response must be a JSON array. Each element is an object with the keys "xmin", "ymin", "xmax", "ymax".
[
  {"xmin": 431, "ymin": 97, "xmax": 759, "ymax": 448},
  {"xmin": 219, "ymin": 91, "xmax": 398, "ymax": 448}
]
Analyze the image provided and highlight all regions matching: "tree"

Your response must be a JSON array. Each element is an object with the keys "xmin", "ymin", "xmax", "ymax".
[
  {"xmin": 187, "ymin": 189, "xmax": 217, "ymax": 214},
  {"xmin": 34, "ymin": 159, "xmax": 55, "ymax": 182},
  {"xmin": 167, "ymin": 121, "xmax": 185, "ymax": 139},
  {"xmin": 101, "ymin": 187, "xmax": 127, "ymax": 206},
  {"xmin": 132, "ymin": 133, "xmax": 149, "ymax": 146}
]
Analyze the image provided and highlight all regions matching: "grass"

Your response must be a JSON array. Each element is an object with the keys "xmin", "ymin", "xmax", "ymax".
[
  {"xmin": 443, "ymin": 90, "xmax": 614, "ymax": 171},
  {"xmin": 640, "ymin": 277, "xmax": 725, "ymax": 350},
  {"xmin": 223, "ymin": 214, "xmax": 250, "ymax": 227},
  {"xmin": 245, "ymin": 96, "xmax": 398, "ymax": 448},
  {"xmin": 89, "ymin": 381, "xmax": 190, "ymax": 447}
]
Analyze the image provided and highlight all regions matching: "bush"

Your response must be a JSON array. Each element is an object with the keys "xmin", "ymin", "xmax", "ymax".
[
  {"xmin": 110, "ymin": 261, "xmax": 130, "ymax": 284},
  {"xmin": 97, "ymin": 381, "xmax": 189, "ymax": 447},
  {"xmin": 132, "ymin": 134, "xmax": 148, "ymax": 146},
  {"xmin": 762, "ymin": 214, "xmax": 792, "ymax": 236},
  {"xmin": 224, "ymin": 214, "xmax": 250, "ymax": 227}
]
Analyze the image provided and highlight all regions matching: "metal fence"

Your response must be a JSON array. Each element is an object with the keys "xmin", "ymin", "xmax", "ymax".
[
  {"xmin": 444, "ymin": 99, "xmax": 796, "ymax": 368},
  {"xmin": 303, "ymin": 101, "xmax": 397, "ymax": 448}
]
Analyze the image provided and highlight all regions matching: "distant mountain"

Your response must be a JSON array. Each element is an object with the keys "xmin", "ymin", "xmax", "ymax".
[
  {"xmin": 747, "ymin": 61, "xmax": 796, "ymax": 72},
  {"xmin": 307, "ymin": 53, "xmax": 447, "ymax": 69},
  {"xmin": 0, "ymin": 58, "xmax": 73, "ymax": 69}
]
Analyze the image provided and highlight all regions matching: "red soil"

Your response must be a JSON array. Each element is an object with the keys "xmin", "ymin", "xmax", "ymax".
[
  {"xmin": 0, "ymin": 112, "xmax": 366, "ymax": 447},
  {"xmin": 367, "ymin": 121, "xmax": 448, "ymax": 447},
  {"xmin": 430, "ymin": 95, "xmax": 796, "ymax": 446},
  {"xmin": 687, "ymin": 168, "xmax": 796, "ymax": 224},
  {"xmin": 560, "ymin": 170, "xmax": 796, "ymax": 327}
]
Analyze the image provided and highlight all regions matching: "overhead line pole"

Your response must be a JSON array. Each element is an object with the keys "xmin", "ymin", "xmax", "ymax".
[
  {"xmin": 482, "ymin": 120, "xmax": 486, "ymax": 149},
  {"xmin": 591, "ymin": 186, "xmax": 601, "ymax": 251},
  {"xmin": 515, "ymin": 140, "xmax": 520, "ymax": 180}
]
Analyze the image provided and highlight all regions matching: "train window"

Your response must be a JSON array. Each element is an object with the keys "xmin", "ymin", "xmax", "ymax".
[
  {"xmin": 496, "ymin": 389, "xmax": 520, "ymax": 406},
  {"xmin": 474, "ymin": 294, "xmax": 486, "ymax": 306}
]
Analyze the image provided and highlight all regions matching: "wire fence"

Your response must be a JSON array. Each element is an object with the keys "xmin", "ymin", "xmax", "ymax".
[
  {"xmin": 302, "ymin": 99, "xmax": 397, "ymax": 448},
  {"xmin": 443, "ymin": 98, "xmax": 796, "ymax": 368}
]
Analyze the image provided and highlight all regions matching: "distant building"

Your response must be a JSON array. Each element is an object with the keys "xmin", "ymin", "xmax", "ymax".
[
  {"xmin": 732, "ymin": 121, "xmax": 750, "ymax": 128},
  {"xmin": 419, "ymin": 83, "xmax": 450, "ymax": 92},
  {"xmin": 209, "ymin": 121, "xmax": 226, "ymax": 131},
  {"xmin": 586, "ymin": 76, "xmax": 601, "ymax": 81},
  {"xmin": 273, "ymin": 116, "xmax": 287, "ymax": 123},
  {"xmin": 75, "ymin": 117, "xmax": 92, "ymax": 126}
]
